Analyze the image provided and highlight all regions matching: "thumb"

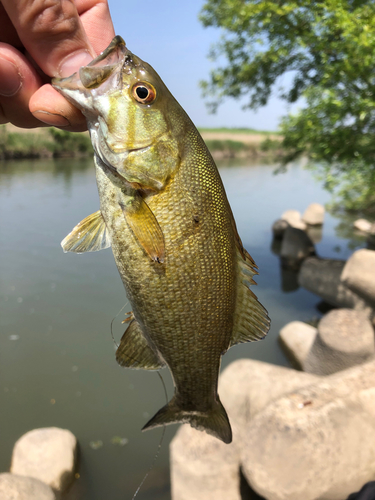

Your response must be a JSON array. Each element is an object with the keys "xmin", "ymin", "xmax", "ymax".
[{"xmin": 2, "ymin": 0, "xmax": 95, "ymax": 77}]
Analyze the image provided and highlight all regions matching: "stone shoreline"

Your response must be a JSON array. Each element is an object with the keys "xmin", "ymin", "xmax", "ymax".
[{"xmin": 171, "ymin": 204, "xmax": 375, "ymax": 500}]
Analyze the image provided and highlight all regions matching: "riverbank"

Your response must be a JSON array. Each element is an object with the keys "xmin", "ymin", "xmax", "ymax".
[
  {"xmin": 0, "ymin": 125, "xmax": 91, "ymax": 160},
  {"xmin": 199, "ymin": 127, "xmax": 281, "ymax": 159},
  {"xmin": 0, "ymin": 125, "xmax": 281, "ymax": 160}
]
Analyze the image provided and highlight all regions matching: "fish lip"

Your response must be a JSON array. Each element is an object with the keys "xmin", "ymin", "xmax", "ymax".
[
  {"xmin": 87, "ymin": 36, "xmax": 126, "ymax": 67},
  {"xmin": 52, "ymin": 36, "xmax": 128, "ymax": 91}
]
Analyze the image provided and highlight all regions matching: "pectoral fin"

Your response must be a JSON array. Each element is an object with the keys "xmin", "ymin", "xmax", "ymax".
[
  {"xmin": 119, "ymin": 195, "xmax": 165, "ymax": 263},
  {"xmin": 61, "ymin": 210, "xmax": 111, "ymax": 253},
  {"xmin": 116, "ymin": 316, "xmax": 165, "ymax": 370}
]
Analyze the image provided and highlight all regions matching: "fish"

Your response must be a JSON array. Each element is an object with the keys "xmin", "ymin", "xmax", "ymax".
[{"xmin": 52, "ymin": 36, "xmax": 270, "ymax": 444}]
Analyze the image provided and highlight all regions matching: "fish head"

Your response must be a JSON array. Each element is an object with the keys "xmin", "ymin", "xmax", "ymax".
[{"xmin": 52, "ymin": 36, "xmax": 182, "ymax": 191}]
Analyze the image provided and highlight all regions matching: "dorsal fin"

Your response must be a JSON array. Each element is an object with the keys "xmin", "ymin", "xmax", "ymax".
[
  {"xmin": 116, "ymin": 316, "xmax": 165, "ymax": 370},
  {"xmin": 61, "ymin": 210, "xmax": 111, "ymax": 253},
  {"xmin": 230, "ymin": 248, "xmax": 270, "ymax": 346},
  {"xmin": 230, "ymin": 210, "xmax": 257, "ymax": 268}
]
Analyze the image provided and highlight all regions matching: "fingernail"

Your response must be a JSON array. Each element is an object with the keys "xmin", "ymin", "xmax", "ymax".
[
  {"xmin": 32, "ymin": 111, "xmax": 70, "ymax": 127},
  {"xmin": 59, "ymin": 50, "xmax": 94, "ymax": 78},
  {"xmin": 0, "ymin": 57, "xmax": 22, "ymax": 96}
]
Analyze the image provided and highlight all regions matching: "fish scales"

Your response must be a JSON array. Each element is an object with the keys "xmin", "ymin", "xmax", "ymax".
[
  {"xmin": 53, "ymin": 36, "xmax": 270, "ymax": 444},
  {"xmin": 97, "ymin": 128, "xmax": 235, "ymax": 409}
]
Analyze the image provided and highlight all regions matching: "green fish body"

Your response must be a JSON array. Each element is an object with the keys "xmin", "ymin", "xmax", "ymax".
[{"xmin": 53, "ymin": 36, "xmax": 270, "ymax": 444}]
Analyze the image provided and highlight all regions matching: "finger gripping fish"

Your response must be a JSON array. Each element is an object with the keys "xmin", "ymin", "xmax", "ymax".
[{"xmin": 53, "ymin": 36, "xmax": 270, "ymax": 444}]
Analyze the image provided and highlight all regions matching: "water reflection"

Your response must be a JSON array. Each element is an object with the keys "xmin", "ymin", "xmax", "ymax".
[
  {"xmin": 279, "ymin": 266, "xmax": 300, "ymax": 293},
  {"xmin": 0, "ymin": 157, "xmax": 92, "ymax": 193},
  {"xmin": 331, "ymin": 211, "xmax": 370, "ymax": 250}
]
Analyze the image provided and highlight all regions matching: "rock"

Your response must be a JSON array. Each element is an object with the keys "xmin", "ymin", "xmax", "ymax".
[
  {"xmin": 281, "ymin": 210, "xmax": 307, "ymax": 230},
  {"xmin": 279, "ymin": 321, "xmax": 317, "ymax": 369},
  {"xmin": 303, "ymin": 309, "xmax": 375, "ymax": 375},
  {"xmin": 368, "ymin": 227, "xmax": 375, "ymax": 250},
  {"xmin": 280, "ymin": 226, "xmax": 315, "ymax": 267},
  {"xmin": 11, "ymin": 427, "xmax": 77, "ymax": 492},
  {"xmin": 353, "ymin": 219, "xmax": 373, "ymax": 233},
  {"xmin": 270, "ymin": 237, "xmax": 282, "ymax": 256},
  {"xmin": 368, "ymin": 234, "xmax": 375, "ymax": 251},
  {"xmin": 299, "ymin": 257, "xmax": 369, "ymax": 309},
  {"xmin": 272, "ymin": 219, "xmax": 289, "ymax": 239},
  {"xmin": 306, "ymin": 225, "xmax": 323, "ymax": 244},
  {"xmin": 0, "ymin": 473, "xmax": 56, "ymax": 500},
  {"xmin": 347, "ymin": 481, "xmax": 375, "ymax": 500},
  {"xmin": 341, "ymin": 249, "xmax": 375, "ymax": 306},
  {"xmin": 219, "ymin": 360, "xmax": 319, "ymax": 428},
  {"xmin": 242, "ymin": 360, "xmax": 375, "ymax": 500},
  {"xmin": 170, "ymin": 425, "xmax": 242, "ymax": 500},
  {"xmin": 170, "ymin": 360, "xmax": 318, "ymax": 500},
  {"xmin": 302, "ymin": 203, "xmax": 325, "ymax": 225}
]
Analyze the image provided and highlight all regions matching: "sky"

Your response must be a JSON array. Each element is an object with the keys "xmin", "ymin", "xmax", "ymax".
[{"xmin": 108, "ymin": 0, "xmax": 294, "ymax": 131}]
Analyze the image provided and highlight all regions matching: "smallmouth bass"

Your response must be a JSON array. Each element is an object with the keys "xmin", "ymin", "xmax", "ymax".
[{"xmin": 53, "ymin": 36, "xmax": 270, "ymax": 444}]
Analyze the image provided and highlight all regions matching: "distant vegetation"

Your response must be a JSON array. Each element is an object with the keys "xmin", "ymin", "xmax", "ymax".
[
  {"xmin": 198, "ymin": 127, "xmax": 277, "ymax": 134},
  {"xmin": 0, "ymin": 125, "xmax": 91, "ymax": 160},
  {"xmin": 48, "ymin": 128, "xmax": 92, "ymax": 156},
  {"xmin": 0, "ymin": 125, "xmax": 281, "ymax": 161},
  {"xmin": 205, "ymin": 139, "xmax": 248, "ymax": 151},
  {"xmin": 0, "ymin": 130, "xmax": 47, "ymax": 160},
  {"xmin": 205, "ymin": 139, "xmax": 251, "ymax": 158},
  {"xmin": 200, "ymin": 128, "xmax": 282, "ymax": 158}
]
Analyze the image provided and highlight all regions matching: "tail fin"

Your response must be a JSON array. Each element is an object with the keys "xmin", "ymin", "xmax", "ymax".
[{"xmin": 142, "ymin": 396, "xmax": 232, "ymax": 444}]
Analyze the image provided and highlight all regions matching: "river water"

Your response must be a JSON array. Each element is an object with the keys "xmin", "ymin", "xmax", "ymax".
[{"xmin": 0, "ymin": 158, "xmax": 367, "ymax": 499}]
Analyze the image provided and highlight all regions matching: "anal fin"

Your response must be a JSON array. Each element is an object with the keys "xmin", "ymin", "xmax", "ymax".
[
  {"xmin": 61, "ymin": 210, "xmax": 111, "ymax": 253},
  {"xmin": 231, "ymin": 249, "xmax": 271, "ymax": 346},
  {"xmin": 116, "ymin": 316, "xmax": 165, "ymax": 370}
]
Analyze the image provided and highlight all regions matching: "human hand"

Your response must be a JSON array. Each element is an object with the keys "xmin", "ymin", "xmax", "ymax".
[{"xmin": 0, "ymin": 0, "xmax": 115, "ymax": 131}]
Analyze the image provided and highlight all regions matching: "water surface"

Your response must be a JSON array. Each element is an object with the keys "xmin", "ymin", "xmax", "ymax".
[{"xmin": 0, "ymin": 158, "xmax": 365, "ymax": 499}]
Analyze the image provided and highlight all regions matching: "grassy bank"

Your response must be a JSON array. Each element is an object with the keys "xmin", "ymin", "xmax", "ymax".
[
  {"xmin": 199, "ymin": 128, "xmax": 282, "ymax": 159},
  {"xmin": 0, "ymin": 125, "xmax": 91, "ymax": 160},
  {"xmin": 0, "ymin": 125, "xmax": 282, "ymax": 160},
  {"xmin": 198, "ymin": 127, "xmax": 278, "ymax": 134}
]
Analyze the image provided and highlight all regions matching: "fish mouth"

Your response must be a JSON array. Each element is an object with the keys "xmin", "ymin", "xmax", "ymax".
[
  {"xmin": 127, "ymin": 145, "xmax": 151, "ymax": 155},
  {"xmin": 52, "ymin": 36, "xmax": 128, "ymax": 93}
]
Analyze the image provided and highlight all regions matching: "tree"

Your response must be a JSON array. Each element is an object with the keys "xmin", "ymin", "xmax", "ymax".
[{"xmin": 200, "ymin": 0, "xmax": 375, "ymax": 213}]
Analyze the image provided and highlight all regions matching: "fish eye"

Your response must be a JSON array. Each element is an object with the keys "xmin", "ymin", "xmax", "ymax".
[{"xmin": 132, "ymin": 82, "xmax": 156, "ymax": 104}]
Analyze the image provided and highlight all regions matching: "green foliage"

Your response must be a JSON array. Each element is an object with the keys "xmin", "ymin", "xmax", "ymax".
[
  {"xmin": 0, "ymin": 125, "xmax": 50, "ymax": 159},
  {"xmin": 205, "ymin": 139, "xmax": 248, "ymax": 151},
  {"xmin": 198, "ymin": 126, "xmax": 276, "ymax": 134},
  {"xmin": 48, "ymin": 128, "xmax": 92, "ymax": 155},
  {"xmin": 200, "ymin": 0, "xmax": 375, "ymax": 212},
  {"xmin": 260, "ymin": 136, "xmax": 282, "ymax": 152},
  {"xmin": 311, "ymin": 160, "xmax": 375, "ymax": 214},
  {"xmin": 0, "ymin": 126, "xmax": 92, "ymax": 159}
]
